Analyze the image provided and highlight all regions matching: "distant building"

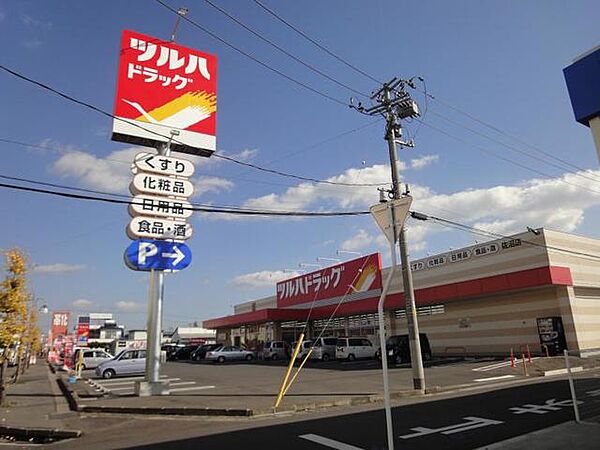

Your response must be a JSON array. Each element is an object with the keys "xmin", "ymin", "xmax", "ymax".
[
  {"xmin": 76, "ymin": 313, "xmax": 125, "ymax": 346},
  {"xmin": 171, "ymin": 327, "xmax": 216, "ymax": 344}
]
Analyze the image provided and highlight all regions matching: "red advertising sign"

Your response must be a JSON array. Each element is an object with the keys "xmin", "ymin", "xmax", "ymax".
[
  {"xmin": 112, "ymin": 29, "xmax": 217, "ymax": 157},
  {"xmin": 276, "ymin": 253, "xmax": 382, "ymax": 308},
  {"xmin": 51, "ymin": 311, "xmax": 70, "ymax": 338}
]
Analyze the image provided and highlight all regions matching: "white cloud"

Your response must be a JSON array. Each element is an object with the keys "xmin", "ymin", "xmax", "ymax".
[
  {"xmin": 33, "ymin": 263, "xmax": 85, "ymax": 273},
  {"xmin": 21, "ymin": 14, "xmax": 52, "ymax": 29},
  {"xmin": 115, "ymin": 301, "xmax": 144, "ymax": 312},
  {"xmin": 411, "ymin": 154, "xmax": 439, "ymax": 170},
  {"xmin": 234, "ymin": 148, "xmax": 258, "ymax": 161},
  {"xmin": 72, "ymin": 298, "xmax": 93, "ymax": 309},
  {"xmin": 193, "ymin": 176, "xmax": 234, "ymax": 196},
  {"xmin": 341, "ymin": 229, "xmax": 374, "ymax": 252},
  {"xmin": 231, "ymin": 270, "xmax": 300, "ymax": 289},
  {"xmin": 52, "ymin": 147, "xmax": 141, "ymax": 192},
  {"xmin": 22, "ymin": 39, "xmax": 42, "ymax": 49}
]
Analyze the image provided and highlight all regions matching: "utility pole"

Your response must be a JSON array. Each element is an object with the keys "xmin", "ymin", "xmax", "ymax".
[{"xmin": 351, "ymin": 77, "xmax": 426, "ymax": 392}]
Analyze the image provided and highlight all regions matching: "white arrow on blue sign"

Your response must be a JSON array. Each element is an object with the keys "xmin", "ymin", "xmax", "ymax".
[{"xmin": 124, "ymin": 239, "xmax": 192, "ymax": 271}]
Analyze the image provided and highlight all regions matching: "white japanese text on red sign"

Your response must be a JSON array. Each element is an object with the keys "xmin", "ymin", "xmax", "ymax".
[{"xmin": 277, "ymin": 266, "xmax": 345, "ymax": 301}]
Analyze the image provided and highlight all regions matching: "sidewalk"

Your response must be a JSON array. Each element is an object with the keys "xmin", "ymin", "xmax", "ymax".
[
  {"xmin": 0, "ymin": 363, "xmax": 81, "ymax": 441},
  {"xmin": 477, "ymin": 421, "xmax": 600, "ymax": 449}
]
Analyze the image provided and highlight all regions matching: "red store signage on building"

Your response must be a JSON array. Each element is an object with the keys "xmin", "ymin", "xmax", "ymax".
[
  {"xmin": 276, "ymin": 253, "xmax": 383, "ymax": 308},
  {"xmin": 112, "ymin": 29, "xmax": 218, "ymax": 157},
  {"xmin": 51, "ymin": 311, "xmax": 70, "ymax": 338}
]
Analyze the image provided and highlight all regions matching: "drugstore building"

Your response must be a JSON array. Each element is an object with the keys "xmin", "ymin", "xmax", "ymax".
[{"xmin": 204, "ymin": 228, "xmax": 600, "ymax": 357}]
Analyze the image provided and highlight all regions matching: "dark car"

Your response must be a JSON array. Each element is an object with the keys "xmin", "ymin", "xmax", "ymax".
[
  {"xmin": 163, "ymin": 344, "xmax": 184, "ymax": 361},
  {"xmin": 171, "ymin": 345, "xmax": 197, "ymax": 361},
  {"xmin": 191, "ymin": 344, "xmax": 222, "ymax": 361},
  {"xmin": 376, "ymin": 333, "xmax": 432, "ymax": 364}
]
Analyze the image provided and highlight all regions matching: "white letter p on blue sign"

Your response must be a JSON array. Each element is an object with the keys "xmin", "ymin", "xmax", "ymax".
[{"xmin": 138, "ymin": 242, "xmax": 158, "ymax": 265}]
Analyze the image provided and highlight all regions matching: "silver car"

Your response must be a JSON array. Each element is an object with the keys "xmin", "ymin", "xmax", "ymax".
[
  {"xmin": 206, "ymin": 346, "xmax": 254, "ymax": 363},
  {"xmin": 95, "ymin": 349, "xmax": 146, "ymax": 379},
  {"xmin": 79, "ymin": 349, "xmax": 113, "ymax": 369},
  {"xmin": 310, "ymin": 337, "xmax": 338, "ymax": 361}
]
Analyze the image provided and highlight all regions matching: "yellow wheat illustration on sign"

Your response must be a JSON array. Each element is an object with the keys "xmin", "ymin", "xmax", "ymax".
[
  {"xmin": 122, "ymin": 90, "xmax": 217, "ymax": 129},
  {"xmin": 353, "ymin": 263, "xmax": 378, "ymax": 292}
]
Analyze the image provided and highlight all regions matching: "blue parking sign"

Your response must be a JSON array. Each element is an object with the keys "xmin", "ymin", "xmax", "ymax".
[{"xmin": 124, "ymin": 239, "xmax": 192, "ymax": 271}]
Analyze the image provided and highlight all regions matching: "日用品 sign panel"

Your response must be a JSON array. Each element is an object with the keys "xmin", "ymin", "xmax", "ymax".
[
  {"xmin": 112, "ymin": 30, "xmax": 217, "ymax": 156},
  {"xmin": 129, "ymin": 194, "xmax": 193, "ymax": 219},
  {"xmin": 276, "ymin": 253, "xmax": 382, "ymax": 308}
]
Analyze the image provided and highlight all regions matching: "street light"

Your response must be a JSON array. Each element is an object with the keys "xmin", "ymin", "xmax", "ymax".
[
  {"xmin": 298, "ymin": 263, "xmax": 322, "ymax": 269},
  {"xmin": 336, "ymin": 250, "xmax": 362, "ymax": 257},
  {"xmin": 316, "ymin": 257, "xmax": 341, "ymax": 263}
]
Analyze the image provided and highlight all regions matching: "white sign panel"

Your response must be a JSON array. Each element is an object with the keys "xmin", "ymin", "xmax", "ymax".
[
  {"xmin": 130, "ymin": 173, "xmax": 194, "ymax": 198},
  {"xmin": 128, "ymin": 216, "xmax": 193, "ymax": 240},
  {"xmin": 370, "ymin": 196, "xmax": 413, "ymax": 245},
  {"xmin": 129, "ymin": 194, "xmax": 193, "ymax": 219},
  {"xmin": 133, "ymin": 152, "xmax": 195, "ymax": 178}
]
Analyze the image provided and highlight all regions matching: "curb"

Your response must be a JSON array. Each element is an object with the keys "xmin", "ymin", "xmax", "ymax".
[{"xmin": 0, "ymin": 425, "xmax": 81, "ymax": 440}]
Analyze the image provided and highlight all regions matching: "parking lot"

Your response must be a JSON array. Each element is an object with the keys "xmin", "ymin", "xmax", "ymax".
[{"xmin": 85, "ymin": 355, "xmax": 527, "ymax": 399}]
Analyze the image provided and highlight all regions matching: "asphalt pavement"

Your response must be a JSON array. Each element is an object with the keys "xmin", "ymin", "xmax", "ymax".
[{"xmin": 120, "ymin": 380, "xmax": 588, "ymax": 450}]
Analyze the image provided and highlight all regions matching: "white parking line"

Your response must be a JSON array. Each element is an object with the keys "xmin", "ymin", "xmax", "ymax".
[
  {"xmin": 169, "ymin": 385, "xmax": 215, "ymax": 393},
  {"xmin": 169, "ymin": 381, "xmax": 196, "ymax": 387},
  {"xmin": 299, "ymin": 434, "xmax": 364, "ymax": 450},
  {"xmin": 474, "ymin": 375, "xmax": 516, "ymax": 382},
  {"xmin": 472, "ymin": 358, "xmax": 539, "ymax": 372},
  {"xmin": 98, "ymin": 377, "xmax": 181, "ymax": 387}
]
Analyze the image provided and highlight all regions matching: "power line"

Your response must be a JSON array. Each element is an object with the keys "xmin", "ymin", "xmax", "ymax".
[
  {"xmin": 252, "ymin": 0, "xmax": 382, "ymax": 85},
  {"xmin": 152, "ymin": 0, "xmax": 347, "ymax": 107},
  {"xmin": 422, "ymin": 91, "xmax": 596, "ymax": 176},
  {"xmin": 429, "ymin": 110, "xmax": 600, "ymax": 184},
  {"xmin": 202, "ymin": 0, "xmax": 369, "ymax": 98},
  {"xmin": 0, "ymin": 64, "xmax": 387, "ymax": 188},
  {"xmin": 413, "ymin": 211, "xmax": 600, "ymax": 262},
  {"xmin": 0, "ymin": 180, "xmax": 370, "ymax": 217},
  {"xmin": 415, "ymin": 118, "xmax": 600, "ymax": 197}
]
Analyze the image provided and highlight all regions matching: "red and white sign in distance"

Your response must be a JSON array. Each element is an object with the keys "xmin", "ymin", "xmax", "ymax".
[
  {"xmin": 276, "ymin": 253, "xmax": 383, "ymax": 308},
  {"xmin": 112, "ymin": 30, "xmax": 217, "ymax": 157}
]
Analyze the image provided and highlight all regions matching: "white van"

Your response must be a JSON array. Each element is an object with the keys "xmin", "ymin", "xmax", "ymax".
[
  {"xmin": 335, "ymin": 337, "xmax": 376, "ymax": 361},
  {"xmin": 310, "ymin": 337, "xmax": 338, "ymax": 361}
]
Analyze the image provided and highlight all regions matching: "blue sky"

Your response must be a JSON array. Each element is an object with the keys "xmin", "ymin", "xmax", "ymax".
[{"xmin": 1, "ymin": 0, "xmax": 599, "ymax": 332}]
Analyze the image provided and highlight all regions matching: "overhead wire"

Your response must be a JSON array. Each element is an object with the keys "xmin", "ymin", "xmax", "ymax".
[
  {"xmin": 252, "ymin": 0, "xmax": 382, "ymax": 85},
  {"xmin": 202, "ymin": 0, "xmax": 369, "ymax": 98},
  {"xmin": 0, "ymin": 64, "xmax": 388, "ymax": 188},
  {"xmin": 152, "ymin": 0, "xmax": 348, "ymax": 107}
]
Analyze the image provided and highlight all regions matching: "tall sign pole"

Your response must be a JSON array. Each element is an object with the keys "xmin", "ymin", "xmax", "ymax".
[
  {"xmin": 112, "ymin": 27, "xmax": 217, "ymax": 395},
  {"xmin": 351, "ymin": 78, "xmax": 426, "ymax": 392}
]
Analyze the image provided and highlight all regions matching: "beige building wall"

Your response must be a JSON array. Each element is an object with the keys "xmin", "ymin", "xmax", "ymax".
[{"xmin": 391, "ymin": 286, "xmax": 566, "ymax": 356}]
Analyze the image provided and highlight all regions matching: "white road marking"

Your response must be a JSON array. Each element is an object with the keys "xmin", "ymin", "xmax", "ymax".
[
  {"xmin": 474, "ymin": 375, "xmax": 516, "ymax": 382},
  {"xmin": 586, "ymin": 388, "xmax": 600, "ymax": 397},
  {"xmin": 169, "ymin": 381, "xmax": 196, "ymax": 387},
  {"xmin": 472, "ymin": 358, "xmax": 539, "ymax": 372},
  {"xmin": 399, "ymin": 416, "xmax": 503, "ymax": 439},
  {"xmin": 299, "ymin": 434, "xmax": 365, "ymax": 450},
  {"xmin": 97, "ymin": 377, "xmax": 180, "ymax": 387},
  {"xmin": 169, "ymin": 385, "xmax": 215, "ymax": 393}
]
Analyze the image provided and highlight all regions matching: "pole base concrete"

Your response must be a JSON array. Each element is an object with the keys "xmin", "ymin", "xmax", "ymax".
[{"xmin": 134, "ymin": 380, "xmax": 170, "ymax": 397}]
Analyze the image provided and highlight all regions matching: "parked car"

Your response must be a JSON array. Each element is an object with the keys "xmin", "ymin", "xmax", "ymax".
[
  {"xmin": 205, "ymin": 346, "xmax": 254, "ymax": 363},
  {"xmin": 170, "ymin": 345, "xmax": 196, "ymax": 361},
  {"xmin": 376, "ymin": 333, "xmax": 432, "ymax": 364},
  {"xmin": 262, "ymin": 341, "xmax": 290, "ymax": 360},
  {"xmin": 76, "ymin": 349, "xmax": 113, "ymax": 369},
  {"xmin": 163, "ymin": 344, "xmax": 185, "ymax": 361},
  {"xmin": 95, "ymin": 349, "xmax": 146, "ymax": 379},
  {"xmin": 191, "ymin": 344, "xmax": 222, "ymax": 361},
  {"xmin": 310, "ymin": 337, "xmax": 338, "ymax": 361},
  {"xmin": 291, "ymin": 340, "xmax": 313, "ymax": 361},
  {"xmin": 336, "ymin": 337, "xmax": 377, "ymax": 361}
]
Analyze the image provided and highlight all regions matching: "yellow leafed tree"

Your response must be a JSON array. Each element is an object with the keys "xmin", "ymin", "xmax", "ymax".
[{"xmin": 0, "ymin": 249, "xmax": 29, "ymax": 404}]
